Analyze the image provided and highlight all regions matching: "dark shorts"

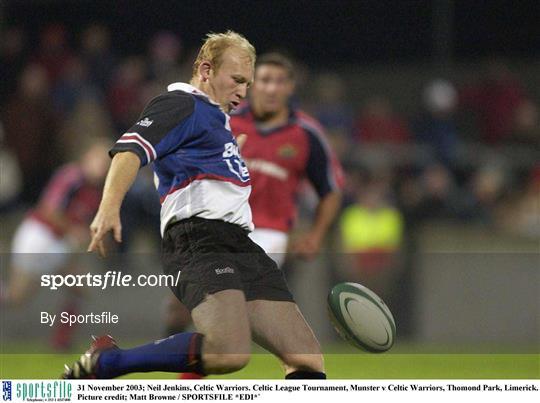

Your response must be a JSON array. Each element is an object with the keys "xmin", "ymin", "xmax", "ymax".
[{"xmin": 161, "ymin": 217, "xmax": 294, "ymax": 310}]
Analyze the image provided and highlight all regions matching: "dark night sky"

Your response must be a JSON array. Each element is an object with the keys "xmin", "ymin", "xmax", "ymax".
[{"xmin": 4, "ymin": 0, "xmax": 540, "ymax": 65}]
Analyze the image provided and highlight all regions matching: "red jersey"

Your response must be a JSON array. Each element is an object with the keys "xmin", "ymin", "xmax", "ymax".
[
  {"xmin": 231, "ymin": 105, "xmax": 344, "ymax": 232},
  {"xmin": 29, "ymin": 164, "xmax": 102, "ymax": 237}
]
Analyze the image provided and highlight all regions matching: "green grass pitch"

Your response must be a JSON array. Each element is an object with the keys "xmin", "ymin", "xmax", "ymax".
[{"xmin": 1, "ymin": 342, "xmax": 538, "ymax": 379}]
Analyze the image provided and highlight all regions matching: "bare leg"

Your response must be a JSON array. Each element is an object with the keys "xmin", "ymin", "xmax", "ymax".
[
  {"xmin": 247, "ymin": 300, "xmax": 324, "ymax": 375},
  {"xmin": 192, "ymin": 289, "xmax": 251, "ymax": 374},
  {"xmin": 164, "ymin": 295, "xmax": 193, "ymax": 335}
]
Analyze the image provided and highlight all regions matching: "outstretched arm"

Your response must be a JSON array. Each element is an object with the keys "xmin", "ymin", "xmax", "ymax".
[
  {"xmin": 294, "ymin": 122, "xmax": 344, "ymax": 259},
  {"xmin": 88, "ymin": 152, "xmax": 141, "ymax": 257}
]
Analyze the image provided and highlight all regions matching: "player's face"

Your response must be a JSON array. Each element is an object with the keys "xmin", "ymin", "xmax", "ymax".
[
  {"xmin": 209, "ymin": 48, "xmax": 253, "ymax": 113},
  {"xmin": 251, "ymin": 64, "xmax": 294, "ymax": 115}
]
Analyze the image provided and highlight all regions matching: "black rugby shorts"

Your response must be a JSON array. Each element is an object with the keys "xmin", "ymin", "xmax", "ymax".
[{"xmin": 161, "ymin": 217, "xmax": 294, "ymax": 310}]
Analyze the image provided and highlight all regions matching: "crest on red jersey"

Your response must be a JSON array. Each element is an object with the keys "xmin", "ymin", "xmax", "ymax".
[{"xmin": 278, "ymin": 144, "xmax": 298, "ymax": 159}]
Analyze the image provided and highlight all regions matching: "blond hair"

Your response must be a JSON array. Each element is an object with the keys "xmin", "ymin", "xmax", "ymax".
[{"xmin": 191, "ymin": 31, "xmax": 256, "ymax": 80}]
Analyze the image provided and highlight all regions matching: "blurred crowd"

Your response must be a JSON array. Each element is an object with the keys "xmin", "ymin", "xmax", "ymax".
[{"xmin": 1, "ymin": 23, "xmax": 538, "ymax": 254}]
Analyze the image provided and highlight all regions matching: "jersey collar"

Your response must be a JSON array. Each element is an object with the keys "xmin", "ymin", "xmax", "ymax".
[{"xmin": 167, "ymin": 82, "xmax": 221, "ymax": 107}]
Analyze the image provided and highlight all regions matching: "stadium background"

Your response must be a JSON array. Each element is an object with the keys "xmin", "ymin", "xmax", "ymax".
[{"xmin": 0, "ymin": 0, "xmax": 538, "ymax": 378}]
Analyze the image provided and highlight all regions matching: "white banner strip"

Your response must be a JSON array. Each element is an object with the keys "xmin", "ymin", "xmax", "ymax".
[{"xmin": 1, "ymin": 380, "xmax": 538, "ymax": 403}]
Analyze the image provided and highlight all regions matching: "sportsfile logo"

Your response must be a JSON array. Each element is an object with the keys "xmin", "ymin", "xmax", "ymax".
[
  {"xmin": 7, "ymin": 381, "xmax": 72, "ymax": 401},
  {"xmin": 2, "ymin": 381, "xmax": 12, "ymax": 401}
]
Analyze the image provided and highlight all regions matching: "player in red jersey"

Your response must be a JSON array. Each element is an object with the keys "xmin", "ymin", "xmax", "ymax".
[
  {"xmin": 3, "ymin": 139, "xmax": 110, "ymax": 348},
  {"xmin": 232, "ymin": 52, "xmax": 343, "ymax": 265},
  {"xmin": 177, "ymin": 52, "xmax": 343, "ymax": 379}
]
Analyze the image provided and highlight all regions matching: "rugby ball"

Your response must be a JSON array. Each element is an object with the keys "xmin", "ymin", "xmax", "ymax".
[{"xmin": 327, "ymin": 282, "xmax": 396, "ymax": 352}]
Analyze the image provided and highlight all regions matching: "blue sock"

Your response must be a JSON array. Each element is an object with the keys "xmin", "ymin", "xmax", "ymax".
[{"xmin": 96, "ymin": 333, "xmax": 204, "ymax": 379}]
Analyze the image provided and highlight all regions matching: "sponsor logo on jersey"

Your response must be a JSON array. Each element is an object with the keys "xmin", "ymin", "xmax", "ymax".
[
  {"xmin": 136, "ymin": 117, "xmax": 154, "ymax": 127},
  {"xmin": 245, "ymin": 158, "xmax": 288, "ymax": 181},
  {"xmin": 223, "ymin": 142, "xmax": 250, "ymax": 182}
]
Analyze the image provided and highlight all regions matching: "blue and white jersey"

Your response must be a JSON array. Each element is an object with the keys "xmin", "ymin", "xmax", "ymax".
[{"xmin": 110, "ymin": 82, "xmax": 253, "ymax": 235}]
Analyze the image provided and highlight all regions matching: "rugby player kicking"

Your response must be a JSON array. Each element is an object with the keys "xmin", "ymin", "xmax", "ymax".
[
  {"xmin": 175, "ymin": 52, "xmax": 344, "ymax": 379},
  {"xmin": 63, "ymin": 32, "xmax": 326, "ymax": 379}
]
